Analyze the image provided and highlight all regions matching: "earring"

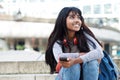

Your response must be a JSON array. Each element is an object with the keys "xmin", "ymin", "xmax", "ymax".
[{"xmin": 81, "ymin": 27, "xmax": 83, "ymax": 30}]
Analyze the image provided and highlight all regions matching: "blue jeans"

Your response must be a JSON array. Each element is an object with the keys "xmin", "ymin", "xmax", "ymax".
[{"xmin": 55, "ymin": 60, "xmax": 99, "ymax": 80}]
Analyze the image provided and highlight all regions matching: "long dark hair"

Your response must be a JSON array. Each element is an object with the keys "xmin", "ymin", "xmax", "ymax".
[{"xmin": 45, "ymin": 7, "xmax": 102, "ymax": 73}]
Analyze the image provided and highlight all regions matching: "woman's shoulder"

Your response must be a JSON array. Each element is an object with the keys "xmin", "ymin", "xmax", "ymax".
[
  {"xmin": 53, "ymin": 40, "xmax": 62, "ymax": 47},
  {"xmin": 56, "ymin": 40, "xmax": 62, "ymax": 44}
]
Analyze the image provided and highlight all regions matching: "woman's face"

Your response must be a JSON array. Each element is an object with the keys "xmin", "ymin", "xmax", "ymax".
[{"xmin": 66, "ymin": 11, "xmax": 82, "ymax": 32}]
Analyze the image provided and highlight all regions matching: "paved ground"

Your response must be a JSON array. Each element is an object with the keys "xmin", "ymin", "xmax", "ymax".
[{"xmin": 0, "ymin": 50, "xmax": 45, "ymax": 62}]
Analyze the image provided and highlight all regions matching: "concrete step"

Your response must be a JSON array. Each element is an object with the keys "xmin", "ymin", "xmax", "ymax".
[
  {"xmin": 0, "ymin": 74, "xmax": 57, "ymax": 80},
  {"xmin": 0, "ymin": 61, "xmax": 50, "ymax": 74},
  {"xmin": 0, "ymin": 51, "xmax": 51, "ymax": 74},
  {"xmin": 0, "ymin": 51, "xmax": 57, "ymax": 80},
  {"xmin": 0, "ymin": 50, "xmax": 45, "ymax": 61},
  {"xmin": 0, "ymin": 51, "xmax": 120, "ymax": 80}
]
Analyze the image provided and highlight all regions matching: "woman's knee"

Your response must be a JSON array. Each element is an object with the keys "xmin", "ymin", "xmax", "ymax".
[
  {"xmin": 83, "ymin": 60, "xmax": 99, "ymax": 71},
  {"xmin": 87, "ymin": 60, "xmax": 99, "ymax": 67},
  {"xmin": 60, "ymin": 64, "xmax": 81, "ymax": 80}
]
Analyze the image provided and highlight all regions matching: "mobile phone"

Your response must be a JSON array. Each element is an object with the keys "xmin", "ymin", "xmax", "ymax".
[{"xmin": 59, "ymin": 57, "xmax": 69, "ymax": 61}]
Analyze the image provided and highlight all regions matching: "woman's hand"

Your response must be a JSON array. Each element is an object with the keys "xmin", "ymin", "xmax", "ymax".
[
  {"xmin": 59, "ymin": 52, "xmax": 86, "ymax": 68},
  {"xmin": 60, "ymin": 58, "xmax": 75, "ymax": 68},
  {"xmin": 60, "ymin": 57, "xmax": 83, "ymax": 68}
]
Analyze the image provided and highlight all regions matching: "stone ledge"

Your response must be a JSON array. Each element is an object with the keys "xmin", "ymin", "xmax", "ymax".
[
  {"xmin": 0, "ymin": 59, "xmax": 120, "ymax": 75},
  {"xmin": 0, "ymin": 74, "xmax": 57, "ymax": 80},
  {"xmin": 0, "ymin": 61, "xmax": 50, "ymax": 74}
]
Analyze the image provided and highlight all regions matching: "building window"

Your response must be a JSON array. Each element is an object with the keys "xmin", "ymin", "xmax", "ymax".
[
  {"xmin": 104, "ymin": 4, "xmax": 112, "ymax": 14},
  {"xmin": 0, "ymin": 0, "xmax": 3, "ymax": 2},
  {"xmin": 12, "ymin": 0, "xmax": 16, "ymax": 3},
  {"xmin": 83, "ymin": 5, "xmax": 91, "ymax": 14},
  {"xmin": 93, "ymin": 4, "xmax": 101, "ymax": 14},
  {"xmin": 14, "ymin": 39, "xmax": 25, "ymax": 50},
  {"xmin": 114, "ymin": 4, "xmax": 119, "ymax": 14}
]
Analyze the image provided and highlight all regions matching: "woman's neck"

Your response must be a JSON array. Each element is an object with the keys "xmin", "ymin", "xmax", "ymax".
[{"xmin": 68, "ymin": 32, "xmax": 75, "ymax": 40}]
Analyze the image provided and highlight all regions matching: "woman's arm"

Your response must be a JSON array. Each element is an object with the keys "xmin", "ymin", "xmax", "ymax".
[
  {"xmin": 53, "ymin": 41, "xmax": 103, "ymax": 63},
  {"xmin": 53, "ymin": 42, "xmax": 80, "ymax": 62},
  {"xmin": 53, "ymin": 42, "xmax": 103, "ymax": 68},
  {"xmin": 79, "ymin": 32, "xmax": 104, "ymax": 63}
]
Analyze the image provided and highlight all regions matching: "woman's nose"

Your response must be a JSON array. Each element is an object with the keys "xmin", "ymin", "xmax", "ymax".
[{"xmin": 74, "ymin": 17, "xmax": 81, "ymax": 23}]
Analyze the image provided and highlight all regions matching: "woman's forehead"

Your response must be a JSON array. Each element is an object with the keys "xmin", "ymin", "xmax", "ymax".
[{"xmin": 68, "ymin": 11, "xmax": 80, "ymax": 16}]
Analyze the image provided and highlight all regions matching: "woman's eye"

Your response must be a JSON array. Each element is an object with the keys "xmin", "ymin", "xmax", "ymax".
[
  {"xmin": 69, "ymin": 16, "xmax": 74, "ymax": 19},
  {"xmin": 77, "ymin": 16, "xmax": 81, "ymax": 19},
  {"xmin": 68, "ymin": 15, "xmax": 81, "ymax": 20}
]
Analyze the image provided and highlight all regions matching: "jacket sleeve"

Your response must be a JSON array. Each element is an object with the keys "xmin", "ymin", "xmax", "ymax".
[
  {"xmin": 52, "ymin": 42, "xmax": 63, "ymax": 62},
  {"xmin": 52, "ymin": 42, "xmax": 79, "ymax": 62},
  {"xmin": 79, "ymin": 33, "xmax": 104, "ymax": 63}
]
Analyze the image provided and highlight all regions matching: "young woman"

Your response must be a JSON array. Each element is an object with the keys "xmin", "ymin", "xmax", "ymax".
[{"xmin": 45, "ymin": 7, "xmax": 104, "ymax": 80}]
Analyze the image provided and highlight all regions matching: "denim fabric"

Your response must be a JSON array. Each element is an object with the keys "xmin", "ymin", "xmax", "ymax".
[
  {"xmin": 55, "ymin": 60, "xmax": 99, "ymax": 80},
  {"xmin": 83, "ymin": 60, "xmax": 99, "ymax": 80}
]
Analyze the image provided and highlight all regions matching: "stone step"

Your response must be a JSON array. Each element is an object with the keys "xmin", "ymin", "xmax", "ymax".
[
  {"xmin": 0, "ymin": 61, "xmax": 50, "ymax": 74},
  {"xmin": 0, "ymin": 74, "xmax": 57, "ymax": 80},
  {"xmin": 0, "ymin": 51, "xmax": 51, "ymax": 74}
]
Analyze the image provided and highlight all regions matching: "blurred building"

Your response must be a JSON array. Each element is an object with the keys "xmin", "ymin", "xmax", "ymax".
[{"xmin": 0, "ymin": 0, "xmax": 120, "ymax": 57}]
